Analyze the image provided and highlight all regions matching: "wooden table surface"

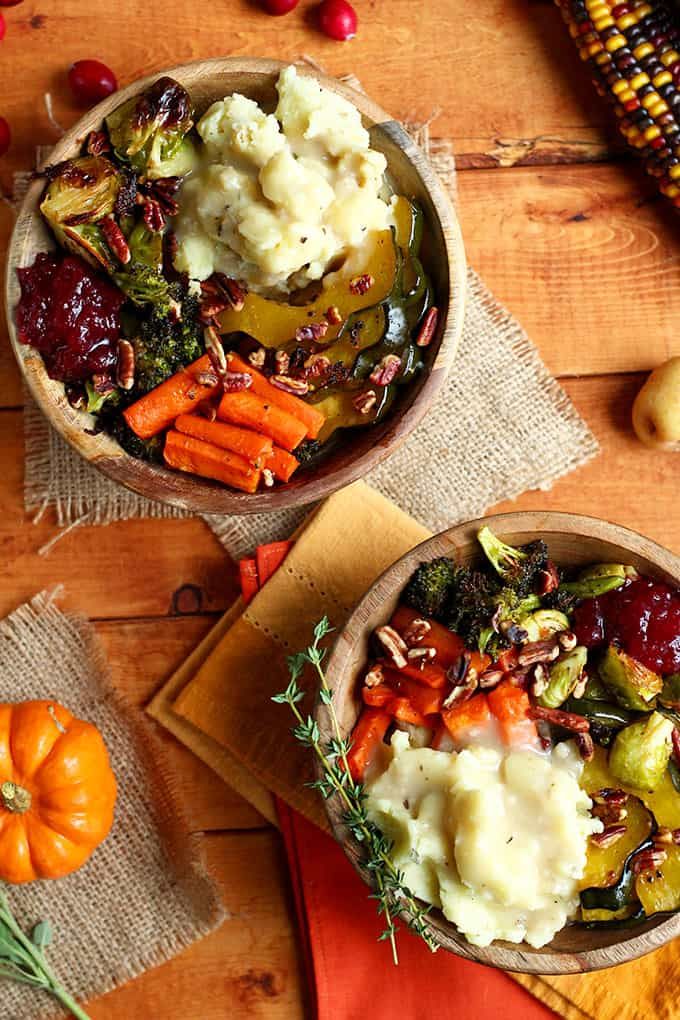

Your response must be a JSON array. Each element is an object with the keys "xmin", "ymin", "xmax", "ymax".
[{"xmin": 1, "ymin": 0, "xmax": 680, "ymax": 1015}]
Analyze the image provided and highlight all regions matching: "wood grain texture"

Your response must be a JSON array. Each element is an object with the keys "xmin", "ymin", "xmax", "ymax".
[
  {"xmin": 5, "ymin": 57, "xmax": 465, "ymax": 514},
  {"xmin": 86, "ymin": 830, "xmax": 305, "ymax": 1019},
  {"xmin": 321, "ymin": 513, "xmax": 680, "ymax": 974}
]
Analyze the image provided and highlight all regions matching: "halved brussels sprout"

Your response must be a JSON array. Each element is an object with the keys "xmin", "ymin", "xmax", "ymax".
[
  {"xmin": 520, "ymin": 608, "xmax": 570, "ymax": 642},
  {"xmin": 538, "ymin": 646, "xmax": 588, "ymax": 709},
  {"xmin": 599, "ymin": 645, "xmax": 662, "ymax": 711},
  {"xmin": 609, "ymin": 712, "xmax": 675, "ymax": 791},
  {"xmin": 660, "ymin": 673, "xmax": 680, "ymax": 711},
  {"xmin": 40, "ymin": 156, "xmax": 123, "ymax": 271},
  {"xmin": 106, "ymin": 76, "xmax": 196, "ymax": 179}
]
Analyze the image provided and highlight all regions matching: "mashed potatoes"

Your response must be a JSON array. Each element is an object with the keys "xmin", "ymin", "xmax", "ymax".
[
  {"xmin": 173, "ymin": 65, "xmax": 394, "ymax": 293},
  {"xmin": 366, "ymin": 731, "xmax": 602, "ymax": 948}
]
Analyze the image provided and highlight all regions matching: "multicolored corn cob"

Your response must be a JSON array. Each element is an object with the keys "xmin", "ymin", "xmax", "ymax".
[{"xmin": 555, "ymin": 0, "xmax": 680, "ymax": 206}]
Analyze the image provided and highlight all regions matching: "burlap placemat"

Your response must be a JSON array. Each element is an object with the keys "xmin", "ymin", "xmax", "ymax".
[
  {"xmin": 13, "ymin": 98, "xmax": 599, "ymax": 558},
  {"xmin": 0, "ymin": 590, "xmax": 225, "ymax": 1018}
]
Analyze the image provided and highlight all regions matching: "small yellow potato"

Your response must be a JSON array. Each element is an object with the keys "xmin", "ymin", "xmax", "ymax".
[{"xmin": 632, "ymin": 356, "xmax": 680, "ymax": 450}]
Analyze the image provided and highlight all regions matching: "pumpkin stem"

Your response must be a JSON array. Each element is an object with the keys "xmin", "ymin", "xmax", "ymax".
[{"xmin": 1, "ymin": 781, "xmax": 32, "ymax": 814}]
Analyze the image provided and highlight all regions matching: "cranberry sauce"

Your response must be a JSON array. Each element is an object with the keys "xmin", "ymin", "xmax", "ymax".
[
  {"xmin": 17, "ymin": 253, "xmax": 123, "ymax": 381},
  {"xmin": 573, "ymin": 576, "xmax": 680, "ymax": 676}
]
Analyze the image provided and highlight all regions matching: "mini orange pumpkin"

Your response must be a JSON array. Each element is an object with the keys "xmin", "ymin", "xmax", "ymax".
[{"xmin": 0, "ymin": 700, "xmax": 117, "ymax": 883}]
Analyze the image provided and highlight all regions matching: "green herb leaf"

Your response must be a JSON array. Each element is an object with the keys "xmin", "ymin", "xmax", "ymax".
[{"xmin": 31, "ymin": 921, "xmax": 52, "ymax": 950}]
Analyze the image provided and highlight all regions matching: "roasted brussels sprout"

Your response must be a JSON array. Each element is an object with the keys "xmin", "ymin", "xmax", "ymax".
[
  {"xmin": 106, "ymin": 76, "xmax": 196, "ymax": 179},
  {"xmin": 538, "ymin": 646, "xmax": 588, "ymax": 709},
  {"xmin": 40, "ymin": 156, "xmax": 123, "ymax": 271},
  {"xmin": 660, "ymin": 673, "xmax": 680, "ymax": 711},
  {"xmin": 598, "ymin": 645, "xmax": 662, "ymax": 711},
  {"xmin": 520, "ymin": 608, "xmax": 570, "ymax": 642},
  {"xmin": 609, "ymin": 712, "xmax": 675, "ymax": 791}
]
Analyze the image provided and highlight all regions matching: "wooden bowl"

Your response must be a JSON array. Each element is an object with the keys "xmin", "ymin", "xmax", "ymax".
[
  {"xmin": 321, "ymin": 510, "xmax": 680, "ymax": 974},
  {"xmin": 4, "ymin": 57, "xmax": 465, "ymax": 515}
]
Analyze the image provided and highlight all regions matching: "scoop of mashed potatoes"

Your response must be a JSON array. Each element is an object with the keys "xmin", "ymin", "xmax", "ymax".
[
  {"xmin": 173, "ymin": 65, "xmax": 393, "ymax": 293},
  {"xmin": 366, "ymin": 731, "xmax": 602, "ymax": 948}
]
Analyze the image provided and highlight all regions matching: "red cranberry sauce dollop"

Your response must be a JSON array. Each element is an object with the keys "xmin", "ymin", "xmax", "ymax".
[
  {"xmin": 573, "ymin": 576, "xmax": 680, "ymax": 676},
  {"xmin": 17, "ymin": 253, "xmax": 123, "ymax": 381}
]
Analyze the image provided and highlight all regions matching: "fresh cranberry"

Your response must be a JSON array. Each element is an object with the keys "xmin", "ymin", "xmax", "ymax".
[
  {"xmin": 0, "ymin": 13, "xmax": 5, "ymax": 41},
  {"xmin": 16, "ymin": 253, "xmax": 123, "ymax": 381},
  {"xmin": 573, "ymin": 576, "xmax": 680, "ymax": 675},
  {"xmin": 262, "ymin": 0, "xmax": 299, "ymax": 13},
  {"xmin": 0, "ymin": 0, "xmax": 23, "ymax": 6},
  {"xmin": 0, "ymin": 116, "xmax": 10, "ymax": 157},
  {"xmin": 318, "ymin": 0, "xmax": 357, "ymax": 40},
  {"xmin": 68, "ymin": 60, "xmax": 118, "ymax": 107}
]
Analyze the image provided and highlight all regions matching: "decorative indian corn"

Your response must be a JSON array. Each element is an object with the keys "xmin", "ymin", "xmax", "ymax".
[{"xmin": 555, "ymin": 0, "xmax": 680, "ymax": 206}]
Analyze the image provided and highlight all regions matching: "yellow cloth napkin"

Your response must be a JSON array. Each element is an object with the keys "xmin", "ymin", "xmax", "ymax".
[{"xmin": 148, "ymin": 480, "xmax": 679, "ymax": 1020}]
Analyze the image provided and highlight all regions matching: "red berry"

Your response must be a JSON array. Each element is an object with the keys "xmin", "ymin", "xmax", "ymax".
[
  {"xmin": 262, "ymin": 0, "xmax": 299, "ymax": 13},
  {"xmin": 318, "ymin": 0, "xmax": 357, "ymax": 40},
  {"xmin": 0, "ymin": 117, "xmax": 10, "ymax": 157},
  {"xmin": 67, "ymin": 60, "xmax": 118, "ymax": 107},
  {"xmin": 0, "ymin": 13, "xmax": 5, "ymax": 40},
  {"xmin": 0, "ymin": 0, "xmax": 23, "ymax": 6}
]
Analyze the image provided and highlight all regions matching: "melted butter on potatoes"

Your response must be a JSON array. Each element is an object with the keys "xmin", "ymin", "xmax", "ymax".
[
  {"xmin": 173, "ymin": 65, "xmax": 393, "ymax": 294},
  {"xmin": 366, "ymin": 732, "xmax": 602, "ymax": 948}
]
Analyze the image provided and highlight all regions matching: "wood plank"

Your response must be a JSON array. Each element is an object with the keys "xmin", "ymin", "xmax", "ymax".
[
  {"xmin": 0, "ymin": 0, "xmax": 613, "ymax": 184},
  {"xmin": 489, "ymin": 372, "xmax": 680, "ymax": 555},
  {"xmin": 86, "ymin": 830, "xmax": 305, "ymax": 1019},
  {"xmin": 458, "ymin": 162, "xmax": 680, "ymax": 377},
  {"xmin": 94, "ymin": 615, "xmax": 267, "ymax": 832}
]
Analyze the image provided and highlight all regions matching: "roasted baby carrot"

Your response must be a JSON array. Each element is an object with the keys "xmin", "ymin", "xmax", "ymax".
[
  {"xmin": 226, "ymin": 352, "xmax": 325, "ymax": 439},
  {"xmin": 239, "ymin": 558, "xmax": 260, "ymax": 605},
  {"xmin": 388, "ymin": 673, "xmax": 445, "ymax": 717},
  {"xmin": 124, "ymin": 355, "xmax": 219, "ymax": 439},
  {"xmin": 346, "ymin": 709, "xmax": 392, "ymax": 781},
  {"xmin": 256, "ymin": 541, "xmax": 293, "ymax": 585},
  {"xmin": 264, "ymin": 445, "xmax": 299, "ymax": 483},
  {"xmin": 488, "ymin": 680, "xmax": 539, "ymax": 748},
  {"xmin": 164, "ymin": 430, "xmax": 260, "ymax": 494},
  {"xmin": 218, "ymin": 391, "xmax": 307, "ymax": 452},
  {"xmin": 175, "ymin": 414, "xmax": 273, "ymax": 465},
  {"xmin": 390, "ymin": 605, "xmax": 491, "ymax": 673},
  {"xmin": 441, "ymin": 693, "xmax": 492, "ymax": 743}
]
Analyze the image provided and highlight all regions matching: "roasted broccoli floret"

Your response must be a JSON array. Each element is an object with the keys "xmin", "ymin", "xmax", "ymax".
[
  {"xmin": 132, "ymin": 288, "xmax": 202, "ymax": 394},
  {"xmin": 85, "ymin": 380, "xmax": 120, "ymax": 414},
  {"xmin": 477, "ymin": 526, "xmax": 548, "ymax": 597},
  {"xmin": 114, "ymin": 259, "xmax": 172, "ymax": 309},
  {"xmin": 295, "ymin": 440, "xmax": 323, "ymax": 466},
  {"xmin": 444, "ymin": 567, "xmax": 502, "ymax": 650},
  {"xmin": 403, "ymin": 557, "xmax": 459, "ymax": 620},
  {"xmin": 543, "ymin": 587, "xmax": 579, "ymax": 614}
]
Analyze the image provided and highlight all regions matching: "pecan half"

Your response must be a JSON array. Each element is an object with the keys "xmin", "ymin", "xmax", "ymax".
[
  {"xmin": 195, "ymin": 370, "xmax": 219, "ymax": 387},
  {"xmin": 142, "ymin": 197, "xmax": 165, "ymax": 233},
  {"xmin": 407, "ymin": 646, "xmax": 436, "ymax": 666},
  {"xmin": 116, "ymin": 339, "xmax": 135, "ymax": 391},
  {"xmin": 529, "ymin": 705, "xmax": 590, "ymax": 732},
  {"xmin": 402, "ymin": 618, "xmax": 431, "ymax": 647},
  {"xmin": 204, "ymin": 273, "xmax": 247, "ymax": 312},
  {"xmin": 575, "ymin": 732, "xmax": 595, "ymax": 761},
  {"xmin": 295, "ymin": 321, "xmax": 328, "ymax": 344},
  {"xmin": 353, "ymin": 389, "xmax": 377, "ymax": 415},
  {"xmin": 364, "ymin": 664, "xmax": 385, "ymax": 689},
  {"xmin": 101, "ymin": 216, "xmax": 131, "ymax": 265},
  {"xmin": 349, "ymin": 273, "xmax": 374, "ymax": 296},
  {"xmin": 325, "ymin": 305, "xmax": 342, "ymax": 325},
  {"xmin": 592, "ymin": 789, "xmax": 629, "ymax": 807},
  {"xmin": 530, "ymin": 663, "xmax": 549, "ymax": 699},
  {"xmin": 274, "ymin": 350, "xmax": 290, "ymax": 375},
  {"xmin": 415, "ymin": 306, "xmax": 438, "ymax": 347},
  {"xmin": 517, "ymin": 639, "xmax": 560, "ymax": 667},
  {"xmin": 632, "ymin": 847, "xmax": 668, "ymax": 875},
  {"xmin": 222, "ymin": 371, "xmax": 253, "ymax": 393},
  {"xmin": 304, "ymin": 353, "xmax": 332, "ymax": 379},
  {"xmin": 370, "ymin": 354, "xmax": 402, "ymax": 387},
  {"xmin": 270, "ymin": 375, "xmax": 309, "ymax": 396},
  {"xmin": 374, "ymin": 625, "xmax": 408, "ymax": 669},
  {"xmin": 248, "ymin": 347, "xmax": 267, "ymax": 369},
  {"xmin": 590, "ymin": 825, "xmax": 627, "ymax": 848},
  {"xmin": 537, "ymin": 562, "xmax": 560, "ymax": 595},
  {"xmin": 262, "ymin": 468, "xmax": 275, "ymax": 488},
  {"xmin": 557, "ymin": 631, "xmax": 578, "ymax": 652},
  {"xmin": 138, "ymin": 175, "xmax": 182, "ymax": 217},
  {"xmin": 86, "ymin": 130, "xmax": 110, "ymax": 156},
  {"xmin": 204, "ymin": 326, "xmax": 227, "ymax": 374},
  {"xmin": 478, "ymin": 667, "xmax": 504, "ymax": 689}
]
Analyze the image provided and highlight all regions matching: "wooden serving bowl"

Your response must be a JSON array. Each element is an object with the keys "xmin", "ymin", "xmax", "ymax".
[
  {"xmin": 321, "ymin": 510, "xmax": 680, "ymax": 974},
  {"xmin": 4, "ymin": 57, "xmax": 465, "ymax": 515}
]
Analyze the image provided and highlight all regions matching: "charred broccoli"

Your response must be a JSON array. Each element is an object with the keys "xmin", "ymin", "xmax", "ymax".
[
  {"xmin": 477, "ymin": 526, "xmax": 548, "ymax": 598},
  {"xmin": 98, "ymin": 413, "xmax": 163, "ymax": 462},
  {"xmin": 132, "ymin": 288, "xmax": 203, "ymax": 394},
  {"xmin": 403, "ymin": 557, "xmax": 459, "ymax": 620},
  {"xmin": 295, "ymin": 440, "xmax": 323, "ymax": 466}
]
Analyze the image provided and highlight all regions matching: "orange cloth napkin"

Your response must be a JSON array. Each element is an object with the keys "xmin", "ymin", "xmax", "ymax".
[{"xmin": 148, "ymin": 481, "xmax": 680, "ymax": 1020}]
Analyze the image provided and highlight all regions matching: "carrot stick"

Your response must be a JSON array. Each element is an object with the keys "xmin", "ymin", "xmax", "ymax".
[
  {"xmin": 164, "ymin": 430, "xmax": 260, "ymax": 493},
  {"xmin": 346, "ymin": 709, "xmax": 392, "ymax": 781},
  {"xmin": 390, "ymin": 605, "xmax": 491, "ymax": 673},
  {"xmin": 256, "ymin": 541, "xmax": 293, "ymax": 585},
  {"xmin": 239, "ymin": 558, "xmax": 259, "ymax": 605},
  {"xmin": 441, "ymin": 693, "xmax": 492, "ymax": 744},
  {"xmin": 218, "ymin": 390, "xmax": 307, "ymax": 452},
  {"xmin": 264, "ymin": 445, "xmax": 299, "ymax": 483},
  {"xmin": 226, "ymin": 352, "xmax": 325, "ymax": 439},
  {"xmin": 175, "ymin": 414, "xmax": 273, "ymax": 466},
  {"xmin": 385, "ymin": 671, "xmax": 445, "ymax": 716},
  {"xmin": 488, "ymin": 680, "xmax": 539, "ymax": 748},
  {"xmin": 123, "ymin": 355, "xmax": 219, "ymax": 439}
]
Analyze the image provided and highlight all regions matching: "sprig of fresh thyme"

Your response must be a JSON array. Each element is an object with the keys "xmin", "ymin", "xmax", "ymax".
[
  {"xmin": 272, "ymin": 616, "xmax": 438, "ymax": 964},
  {"xmin": 0, "ymin": 889, "xmax": 91, "ymax": 1019}
]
